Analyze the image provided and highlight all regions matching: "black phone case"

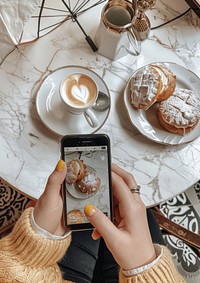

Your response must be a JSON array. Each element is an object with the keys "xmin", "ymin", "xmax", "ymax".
[{"xmin": 61, "ymin": 134, "xmax": 113, "ymax": 231}]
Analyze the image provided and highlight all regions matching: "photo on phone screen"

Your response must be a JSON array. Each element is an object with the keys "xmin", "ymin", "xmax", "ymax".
[{"xmin": 61, "ymin": 134, "xmax": 112, "ymax": 230}]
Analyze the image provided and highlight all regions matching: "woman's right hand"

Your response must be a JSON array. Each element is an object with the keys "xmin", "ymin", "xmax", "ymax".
[{"xmin": 84, "ymin": 164, "xmax": 156, "ymax": 271}]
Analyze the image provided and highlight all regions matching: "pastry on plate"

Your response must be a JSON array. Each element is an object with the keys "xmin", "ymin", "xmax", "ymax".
[
  {"xmin": 153, "ymin": 64, "xmax": 176, "ymax": 102},
  {"xmin": 158, "ymin": 88, "xmax": 200, "ymax": 135},
  {"xmin": 75, "ymin": 170, "xmax": 101, "ymax": 195},
  {"xmin": 129, "ymin": 64, "xmax": 176, "ymax": 110},
  {"xmin": 66, "ymin": 160, "xmax": 86, "ymax": 184},
  {"xmin": 67, "ymin": 209, "xmax": 83, "ymax": 224}
]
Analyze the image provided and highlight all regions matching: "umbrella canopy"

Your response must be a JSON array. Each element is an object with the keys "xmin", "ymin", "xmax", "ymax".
[
  {"xmin": 0, "ymin": 0, "xmax": 41, "ymax": 64},
  {"xmin": 0, "ymin": 0, "xmax": 106, "ymax": 65}
]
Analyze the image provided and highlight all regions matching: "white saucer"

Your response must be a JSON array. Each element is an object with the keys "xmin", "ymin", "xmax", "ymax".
[
  {"xmin": 124, "ymin": 62, "xmax": 200, "ymax": 145},
  {"xmin": 36, "ymin": 66, "xmax": 110, "ymax": 136}
]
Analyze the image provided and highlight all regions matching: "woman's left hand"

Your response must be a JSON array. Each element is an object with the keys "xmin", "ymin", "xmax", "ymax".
[{"xmin": 33, "ymin": 160, "xmax": 67, "ymax": 236}]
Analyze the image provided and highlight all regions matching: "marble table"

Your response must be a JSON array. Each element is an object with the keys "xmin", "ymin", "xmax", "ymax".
[{"xmin": 0, "ymin": 0, "xmax": 200, "ymax": 206}]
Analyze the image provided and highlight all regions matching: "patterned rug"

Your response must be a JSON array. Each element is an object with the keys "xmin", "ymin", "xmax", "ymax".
[
  {"xmin": 0, "ymin": 177, "xmax": 199, "ymax": 282},
  {"xmin": 159, "ymin": 181, "xmax": 200, "ymax": 283},
  {"xmin": 0, "ymin": 177, "xmax": 36, "ymax": 238}
]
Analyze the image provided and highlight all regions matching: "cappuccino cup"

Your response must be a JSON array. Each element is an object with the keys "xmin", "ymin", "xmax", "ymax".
[{"xmin": 60, "ymin": 73, "xmax": 99, "ymax": 128}]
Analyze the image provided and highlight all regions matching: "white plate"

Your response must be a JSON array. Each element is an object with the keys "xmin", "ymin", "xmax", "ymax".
[
  {"xmin": 124, "ymin": 62, "xmax": 200, "ymax": 145},
  {"xmin": 66, "ymin": 166, "xmax": 100, "ymax": 199},
  {"xmin": 36, "ymin": 66, "xmax": 110, "ymax": 136}
]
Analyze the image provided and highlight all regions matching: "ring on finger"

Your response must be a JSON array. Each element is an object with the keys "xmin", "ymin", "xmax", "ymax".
[{"xmin": 130, "ymin": 185, "xmax": 141, "ymax": 194}]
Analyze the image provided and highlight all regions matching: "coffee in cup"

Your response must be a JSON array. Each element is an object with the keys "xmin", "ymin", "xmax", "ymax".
[
  {"xmin": 94, "ymin": 0, "xmax": 141, "ymax": 60},
  {"xmin": 60, "ymin": 73, "xmax": 99, "ymax": 128}
]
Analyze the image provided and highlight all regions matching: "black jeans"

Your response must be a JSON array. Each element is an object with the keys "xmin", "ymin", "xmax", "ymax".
[{"xmin": 58, "ymin": 208, "xmax": 164, "ymax": 283}]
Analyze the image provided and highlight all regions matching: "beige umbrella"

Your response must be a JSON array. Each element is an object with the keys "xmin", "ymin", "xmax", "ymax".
[
  {"xmin": 0, "ymin": 0, "xmax": 105, "ymax": 65},
  {"xmin": 0, "ymin": 0, "xmax": 41, "ymax": 64}
]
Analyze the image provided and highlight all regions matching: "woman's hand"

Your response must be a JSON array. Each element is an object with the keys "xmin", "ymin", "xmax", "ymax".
[
  {"xmin": 33, "ymin": 160, "xmax": 67, "ymax": 236},
  {"xmin": 84, "ymin": 164, "xmax": 156, "ymax": 270}
]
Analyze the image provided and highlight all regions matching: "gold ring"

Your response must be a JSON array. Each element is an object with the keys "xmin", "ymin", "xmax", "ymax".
[{"xmin": 130, "ymin": 185, "xmax": 141, "ymax": 194}]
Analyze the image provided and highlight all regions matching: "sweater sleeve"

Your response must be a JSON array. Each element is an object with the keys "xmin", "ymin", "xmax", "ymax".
[
  {"xmin": 0, "ymin": 207, "xmax": 72, "ymax": 283},
  {"xmin": 119, "ymin": 246, "xmax": 186, "ymax": 283}
]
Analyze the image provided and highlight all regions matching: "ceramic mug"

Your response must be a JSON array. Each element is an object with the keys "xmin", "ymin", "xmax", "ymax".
[
  {"xmin": 94, "ymin": 0, "xmax": 141, "ymax": 60},
  {"xmin": 60, "ymin": 73, "xmax": 99, "ymax": 128}
]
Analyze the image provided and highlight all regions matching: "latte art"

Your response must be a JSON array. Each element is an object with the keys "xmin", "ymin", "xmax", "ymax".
[
  {"xmin": 62, "ymin": 74, "xmax": 97, "ymax": 107},
  {"xmin": 60, "ymin": 72, "xmax": 99, "ymax": 127},
  {"xmin": 71, "ymin": 85, "xmax": 89, "ymax": 104}
]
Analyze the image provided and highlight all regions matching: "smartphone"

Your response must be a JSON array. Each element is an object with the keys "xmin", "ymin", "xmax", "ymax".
[{"xmin": 61, "ymin": 134, "xmax": 113, "ymax": 231}]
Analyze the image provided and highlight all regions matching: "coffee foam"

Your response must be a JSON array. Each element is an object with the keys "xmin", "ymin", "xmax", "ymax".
[{"xmin": 61, "ymin": 74, "xmax": 97, "ymax": 108}]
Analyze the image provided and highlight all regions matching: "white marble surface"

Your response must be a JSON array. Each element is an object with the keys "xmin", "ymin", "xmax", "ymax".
[{"xmin": 0, "ymin": 0, "xmax": 200, "ymax": 206}]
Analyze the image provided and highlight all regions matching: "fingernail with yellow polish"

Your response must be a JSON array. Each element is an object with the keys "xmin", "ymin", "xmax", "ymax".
[
  {"xmin": 56, "ymin": 160, "xmax": 65, "ymax": 172},
  {"xmin": 84, "ymin": 204, "xmax": 97, "ymax": 217}
]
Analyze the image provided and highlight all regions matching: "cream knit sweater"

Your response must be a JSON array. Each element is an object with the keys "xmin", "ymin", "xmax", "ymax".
[{"xmin": 0, "ymin": 208, "xmax": 186, "ymax": 283}]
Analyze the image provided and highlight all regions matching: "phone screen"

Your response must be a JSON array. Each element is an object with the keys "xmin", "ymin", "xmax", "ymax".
[{"xmin": 61, "ymin": 134, "xmax": 112, "ymax": 230}]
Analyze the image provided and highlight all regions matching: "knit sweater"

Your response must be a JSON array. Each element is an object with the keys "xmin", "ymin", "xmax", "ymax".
[{"xmin": 0, "ymin": 208, "xmax": 186, "ymax": 283}]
